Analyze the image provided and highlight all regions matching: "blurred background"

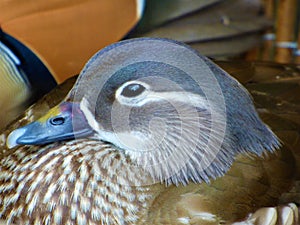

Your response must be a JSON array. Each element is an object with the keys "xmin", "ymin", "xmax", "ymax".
[
  {"xmin": 0, "ymin": 0, "xmax": 299, "ymax": 129},
  {"xmin": 132, "ymin": 0, "xmax": 300, "ymax": 63}
]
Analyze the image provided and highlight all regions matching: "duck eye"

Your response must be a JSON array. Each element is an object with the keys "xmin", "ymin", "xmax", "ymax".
[{"xmin": 121, "ymin": 83, "xmax": 146, "ymax": 97}]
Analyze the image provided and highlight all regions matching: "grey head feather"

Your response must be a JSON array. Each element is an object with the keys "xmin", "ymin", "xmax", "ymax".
[{"xmin": 71, "ymin": 38, "xmax": 279, "ymax": 185}]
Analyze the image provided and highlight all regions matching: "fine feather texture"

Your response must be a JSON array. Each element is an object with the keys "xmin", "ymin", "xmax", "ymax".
[
  {"xmin": 71, "ymin": 38, "xmax": 280, "ymax": 185},
  {"xmin": 0, "ymin": 56, "xmax": 299, "ymax": 224}
]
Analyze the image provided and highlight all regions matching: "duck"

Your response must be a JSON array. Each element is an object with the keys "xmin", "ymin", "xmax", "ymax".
[{"xmin": 1, "ymin": 38, "xmax": 300, "ymax": 225}]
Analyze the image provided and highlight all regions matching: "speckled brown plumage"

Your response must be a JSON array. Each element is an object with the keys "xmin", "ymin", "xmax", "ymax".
[
  {"xmin": 0, "ymin": 139, "xmax": 158, "ymax": 224},
  {"xmin": 0, "ymin": 137, "xmax": 296, "ymax": 224},
  {"xmin": 0, "ymin": 61, "xmax": 299, "ymax": 225}
]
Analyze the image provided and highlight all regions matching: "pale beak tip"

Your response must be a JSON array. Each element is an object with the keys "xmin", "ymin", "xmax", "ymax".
[{"xmin": 6, "ymin": 127, "xmax": 26, "ymax": 149}]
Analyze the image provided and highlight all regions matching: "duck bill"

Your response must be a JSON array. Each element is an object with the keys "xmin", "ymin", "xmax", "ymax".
[{"xmin": 7, "ymin": 101, "xmax": 94, "ymax": 148}]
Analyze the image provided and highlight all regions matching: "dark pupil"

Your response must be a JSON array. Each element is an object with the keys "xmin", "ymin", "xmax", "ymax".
[{"xmin": 121, "ymin": 83, "xmax": 145, "ymax": 97}]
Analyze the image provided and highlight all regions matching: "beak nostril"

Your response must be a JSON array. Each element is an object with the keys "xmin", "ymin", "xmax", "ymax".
[{"xmin": 49, "ymin": 117, "xmax": 65, "ymax": 126}]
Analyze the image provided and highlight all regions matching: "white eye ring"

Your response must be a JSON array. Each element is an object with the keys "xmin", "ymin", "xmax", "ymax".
[
  {"xmin": 120, "ymin": 83, "xmax": 146, "ymax": 97},
  {"xmin": 115, "ymin": 80, "xmax": 150, "ymax": 106}
]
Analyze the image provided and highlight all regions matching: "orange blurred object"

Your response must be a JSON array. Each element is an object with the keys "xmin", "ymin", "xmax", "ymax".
[{"xmin": 0, "ymin": 0, "xmax": 143, "ymax": 83}]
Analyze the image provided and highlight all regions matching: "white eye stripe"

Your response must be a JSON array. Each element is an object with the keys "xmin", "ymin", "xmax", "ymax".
[
  {"xmin": 134, "ymin": 91, "xmax": 208, "ymax": 108},
  {"xmin": 116, "ymin": 81, "xmax": 208, "ymax": 108},
  {"xmin": 116, "ymin": 90, "xmax": 208, "ymax": 110}
]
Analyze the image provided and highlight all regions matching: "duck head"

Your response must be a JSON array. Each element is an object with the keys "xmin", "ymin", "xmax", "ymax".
[{"xmin": 7, "ymin": 38, "xmax": 280, "ymax": 185}]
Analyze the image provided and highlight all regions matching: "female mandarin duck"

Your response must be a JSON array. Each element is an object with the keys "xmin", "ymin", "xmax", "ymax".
[{"xmin": 1, "ymin": 38, "xmax": 300, "ymax": 225}]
